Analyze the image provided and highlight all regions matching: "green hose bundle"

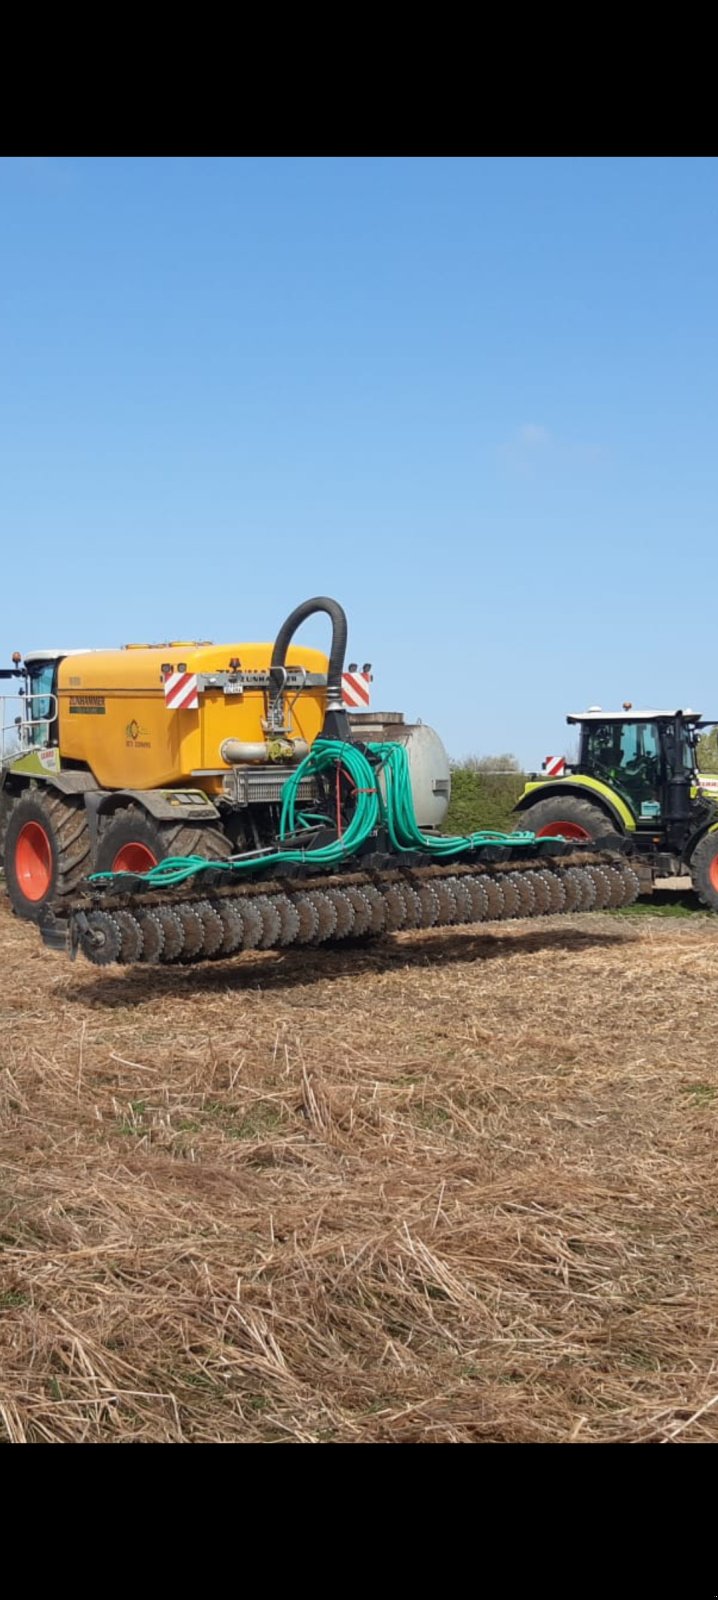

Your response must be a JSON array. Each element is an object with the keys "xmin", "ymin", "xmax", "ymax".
[{"xmin": 89, "ymin": 738, "xmax": 538, "ymax": 889}]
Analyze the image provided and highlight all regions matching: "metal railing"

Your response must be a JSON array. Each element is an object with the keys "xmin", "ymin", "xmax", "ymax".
[{"xmin": 1, "ymin": 693, "xmax": 58, "ymax": 765}]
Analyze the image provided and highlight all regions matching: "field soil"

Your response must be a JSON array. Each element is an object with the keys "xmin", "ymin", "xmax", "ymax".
[{"xmin": 1, "ymin": 898, "xmax": 717, "ymax": 1443}]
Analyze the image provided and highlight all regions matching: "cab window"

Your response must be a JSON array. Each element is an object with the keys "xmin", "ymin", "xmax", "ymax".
[
  {"xmin": 584, "ymin": 721, "xmax": 661, "ymax": 809},
  {"xmin": 26, "ymin": 663, "xmax": 56, "ymax": 747}
]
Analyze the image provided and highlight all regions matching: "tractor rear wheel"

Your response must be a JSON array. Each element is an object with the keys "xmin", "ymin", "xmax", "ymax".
[
  {"xmin": 4, "ymin": 789, "xmax": 91, "ymax": 920},
  {"xmin": 514, "ymin": 794, "xmax": 622, "ymax": 844},
  {"xmin": 689, "ymin": 832, "xmax": 718, "ymax": 912},
  {"xmin": 94, "ymin": 805, "xmax": 232, "ymax": 876}
]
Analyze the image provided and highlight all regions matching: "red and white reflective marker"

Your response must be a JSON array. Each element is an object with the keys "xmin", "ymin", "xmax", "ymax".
[
  {"xmin": 341, "ymin": 671, "xmax": 372, "ymax": 709},
  {"xmin": 164, "ymin": 672, "xmax": 200, "ymax": 711},
  {"xmin": 542, "ymin": 755, "xmax": 566, "ymax": 777}
]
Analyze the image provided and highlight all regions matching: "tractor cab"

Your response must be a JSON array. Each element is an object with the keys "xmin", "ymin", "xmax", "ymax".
[
  {"xmin": 1, "ymin": 651, "xmax": 89, "ymax": 767},
  {"xmin": 569, "ymin": 710, "xmax": 700, "ymax": 826}
]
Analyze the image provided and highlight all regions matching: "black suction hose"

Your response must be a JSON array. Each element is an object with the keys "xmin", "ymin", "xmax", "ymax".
[{"xmin": 270, "ymin": 596, "xmax": 351, "ymax": 739}]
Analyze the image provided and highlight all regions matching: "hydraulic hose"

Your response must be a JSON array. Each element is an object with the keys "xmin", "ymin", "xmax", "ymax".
[
  {"xmin": 269, "ymin": 595, "xmax": 351, "ymax": 740},
  {"xmin": 271, "ymin": 596, "xmax": 348, "ymax": 703}
]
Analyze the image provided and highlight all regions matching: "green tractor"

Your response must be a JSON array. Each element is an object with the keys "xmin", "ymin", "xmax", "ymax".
[{"xmin": 513, "ymin": 708, "xmax": 718, "ymax": 910}]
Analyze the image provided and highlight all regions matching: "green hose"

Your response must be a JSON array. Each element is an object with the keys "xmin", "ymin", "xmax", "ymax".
[{"xmin": 88, "ymin": 738, "xmax": 539, "ymax": 889}]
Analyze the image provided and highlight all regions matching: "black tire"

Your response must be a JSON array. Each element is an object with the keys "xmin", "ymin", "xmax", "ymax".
[
  {"xmin": 514, "ymin": 794, "xmax": 622, "ymax": 845},
  {"xmin": 0, "ymin": 786, "xmax": 13, "ymax": 866},
  {"xmin": 95, "ymin": 804, "xmax": 232, "ymax": 875},
  {"xmin": 4, "ymin": 788, "xmax": 91, "ymax": 920},
  {"xmin": 689, "ymin": 832, "xmax": 718, "ymax": 911}
]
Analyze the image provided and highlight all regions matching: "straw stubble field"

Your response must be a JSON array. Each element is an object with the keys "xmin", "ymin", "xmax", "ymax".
[{"xmin": 1, "ymin": 897, "xmax": 717, "ymax": 1444}]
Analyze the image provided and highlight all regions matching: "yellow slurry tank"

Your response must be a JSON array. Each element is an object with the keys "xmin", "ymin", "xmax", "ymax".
[{"xmin": 57, "ymin": 640, "xmax": 328, "ymax": 793}]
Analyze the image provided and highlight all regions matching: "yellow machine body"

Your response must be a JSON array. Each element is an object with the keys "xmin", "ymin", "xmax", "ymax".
[{"xmin": 56, "ymin": 642, "xmax": 328, "ymax": 794}]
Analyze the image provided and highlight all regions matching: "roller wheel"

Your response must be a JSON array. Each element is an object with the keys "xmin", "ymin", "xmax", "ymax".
[
  {"xmin": 153, "ymin": 906, "xmax": 185, "ymax": 961},
  {"xmin": 238, "ymin": 899, "xmax": 265, "ymax": 950},
  {"xmin": 566, "ymin": 866, "xmax": 597, "ymax": 911},
  {"xmin": 536, "ymin": 868, "xmax": 566, "ymax": 914},
  {"xmin": 360, "ymin": 885, "xmax": 387, "ymax": 935},
  {"xmin": 135, "ymin": 909, "xmax": 165, "ymax": 963},
  {"xmin": 112, "ymin": 909, "xmax": 144, "ymax": 963},
  {"xmin": 215, "ymin": 901, "xmax": 245, "ymax": 955},
  {"xmin": 196, "ymin": 900, "xmax": 225, "ymax": 957},
  {"xmin": 557, "ymin": 868, "xmax": 582, "ymax": 912},
  {"xmin": 304, "ymin": 890, "xmax": 338, "ymax": 943},
  {"xmin": 398, "ymin": 883, "xmax": 423, "ymax": 930},
  {"xmin": 343, "ymin": 886, "xmax": 374, "ymax": 936},
  {"xmin": 382, "ymin": 883, "xmax": 408, "ymax": 931},
  {"xmin": 175, "ymin": 903, "xmax": 206, "ymax": 959},
  {"xmin": 4, "ymin": 789, "xmax": 91, "ymax": 920},
  {"xmin": 464, "ymin": 876, "xmax": 489, "ymax": 923},
  {"xmin": 601, "ymin": 864, "xmax": 630, "ymax": 908},
  {"xmin": 498, "ymin": 874, "xmax": 522, "ymax": 919},
  {"xmin": 273, "ymin": 894, "xmax": 301, "ymax": 946},
  {"xmin": 482, "ymin": 876, "xmax": 506, "ymax": 921},
  {"xmin": 525, "ymin": 871, "xmax": 552, "ymax": 916},
  {"xmin": 432, "ymin": 879, "xmax": 458, "ymax": 925},
  {"xmin": 619, "ymin": 863, "xmax": 641, "ymax": 906},
  {"xmin": 79, "ymin": 910, "xmax": 122, "ymax": 966},
  {"xmin": 511, "ymin": 873, "xmax": 536, "ymax": 918},
  {"xmin": 586, "ymin": 865, "xmax": 612, "ymax": 910},
  {"xmin": 293, "ymin": 894, "xmax": 321, "ymax": 944}
]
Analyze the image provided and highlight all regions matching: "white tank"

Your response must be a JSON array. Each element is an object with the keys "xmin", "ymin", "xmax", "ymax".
[{"xmin": 348, "ymin": 713, "xmax": 451, "ymax": 829}]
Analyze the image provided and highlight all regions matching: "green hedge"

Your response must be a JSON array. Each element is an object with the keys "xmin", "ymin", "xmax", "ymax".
[{"xmin": 444, "ymin": 765, "xmax": 525, "ymax": 836}]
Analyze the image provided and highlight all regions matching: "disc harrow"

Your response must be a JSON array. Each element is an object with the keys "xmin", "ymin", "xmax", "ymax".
[{"xmin": 39, "ymin": 853, "xmax": 641, "ymax": 967}]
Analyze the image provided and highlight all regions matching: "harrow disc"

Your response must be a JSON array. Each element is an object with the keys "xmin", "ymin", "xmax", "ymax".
[
  {"xmin": 398, "ymin": 883, "xmax": 424, "ymax": 930},
  {"xmin": 176, "ymin": 903, "xmax": 205, "ymax": 960},
  {"xmin": 463, "ymin": 876, "xmax": 488, "ymax": 923},
  {"xmin": 293, "ymin": 893, "xmax": 321, "ymax": 943},
  {"xmin": 254, "ymin": 895, "xmax": 282, "ymax": 950},
  {"xmin": 538, "ymin": 868, "xmax": 566, "ymax": 915},
  {"xmin": 113, "ymin": 909, "xmax": 144, "ymax": 964},
  {"xmin": 482, "ymin": 877, "xmax": 505, "ymax": 920},
  {"xmin": 382, "ymin": 883, "xmax": 408, "ymax": 931},
  {"xmin": 526, "ymin": 870, "xmax": 552, "ymax": 916},
  {"xmin": 215, "ymin": 901, "xmax": 244, "ymax": 956},
  {"xmin": 305, "ymin": 890, "xmax": 338, "ymax": 943},
  {"xmin": 273, "ymin": 893, "xmax": 301, "ymax": 946},
  {"xmin": 238, "ymin": 899, "xmax": 265, "ymax": 950},
  {"xmin": 499, "ymin": 873, "xmax": 522, "ymax": 919},
  {"xmin": 511, "ymin": 873, "xmax": 536, "ymax": 918},
  {"xmin": 586, "ymin": 865, "xmax": 612, "ymax": 910},
  {"xmin": 324, "ymin": 887, "xmax": 356, "ymax": 939},
  {"xmin": 136, "ymin": 909, "xmax": 165, "ymax": 964},
  {"xmin": 415, "ymin": 881, "xmax": 440, "ymax": 928},
  {"xmin": 154, "ymin": 906, "xmax": 185, "ymax": 961},
  {"xmin": 343, "ymin": 886, "xmax": 374, "ymax": 937},
  {"xmin": 79, "ymin": 910, "xmax": 122, "ymax": 966},
  {"xmin": 433, "ymin": 878, "xmax": 458, "ymax": 924},
  {"xmin": 361, "ymin": 885, "xmax": 387, "ymax": 934},
  {"xmin": 196, "ymin": 900, "xmax": 225, "ymax": 957}
]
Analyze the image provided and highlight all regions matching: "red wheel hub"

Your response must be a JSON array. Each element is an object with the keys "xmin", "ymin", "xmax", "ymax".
[
  {"xmin": 534, "ymin": 820, "xmax": 592, "ymax": 841},
  {"xmin": 709, "ymin": 855, "xmax": 718, "ymax": 893},
  {"xmin": 111, "ymin": 842, "xmax": 158, "ymax": 874},
  {"xmin": 15, "ymin": 821, "xmax": 53, "ymax": 901}
]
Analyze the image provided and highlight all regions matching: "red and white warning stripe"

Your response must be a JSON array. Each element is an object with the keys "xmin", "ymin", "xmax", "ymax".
[
  {"xmin": 341, "ymin": 671, "xmax": 372, "ymax": 709},
  {"xmin": 542, "ymin": 755, "xmax": 566, "ymax": 777},
  {"xmin": 164, "ymin": 672, "xmax": 200, "ymax": 712}
]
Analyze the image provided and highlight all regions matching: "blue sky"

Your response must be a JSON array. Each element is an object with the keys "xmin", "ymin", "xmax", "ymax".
[{"xmin": 1, "ymin": 155, "xmax": 717, "ymax": 765}]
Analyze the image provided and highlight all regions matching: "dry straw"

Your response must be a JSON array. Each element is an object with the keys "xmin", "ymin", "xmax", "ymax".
[{"xmin": 1, "ymin": 902, "xmax": 717, "ymax": 1442}]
